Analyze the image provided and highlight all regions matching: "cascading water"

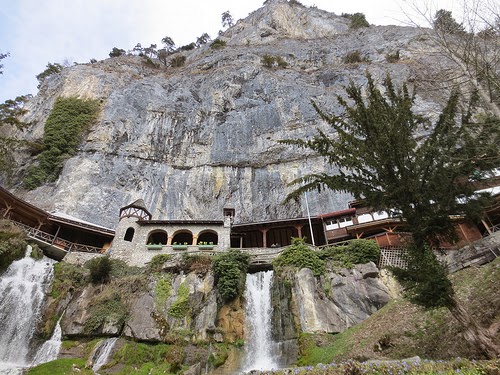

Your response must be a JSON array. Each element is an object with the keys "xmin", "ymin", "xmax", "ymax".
[
  {"xmin": 31, "ymin": 316, "xmax": 63, "ymax": 366},
  {"xmin": 91, "ymin": 337, "xmax": 118, "ymax": 374},
  {"xmin": 241, "ymin": 270, "xmax": 280, "ymax": 373},
  {"xmin": 0, "ymin": 246, "xmax": 57, "ymax": 374}
]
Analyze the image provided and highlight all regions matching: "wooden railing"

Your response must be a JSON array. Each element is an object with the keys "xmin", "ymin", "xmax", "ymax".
[{"xmin": 12, "ymin": 221, "xmax": 103, "ymax": 254}]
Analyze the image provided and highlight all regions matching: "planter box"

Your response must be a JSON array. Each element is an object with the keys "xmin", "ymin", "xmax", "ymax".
[
  {"xmin": 198, "ymin": 245, "xmax": 214, "ymax": 250},
  {"xmin": 172, "ymin": 245, "xmax": 188, "ymax": 250},
  {"xmin": 146, "ymin": 245, "xmax": 164, "ymax": 250}
]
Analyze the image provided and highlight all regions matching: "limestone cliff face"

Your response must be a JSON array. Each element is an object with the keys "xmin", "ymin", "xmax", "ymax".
[
  {"xmin": 4, "ymin": 0, "xmax": 449, "ymax": 227},
  {"xmin": 272, "ymin": 262, "xmax": 391, "ymax": 335}
]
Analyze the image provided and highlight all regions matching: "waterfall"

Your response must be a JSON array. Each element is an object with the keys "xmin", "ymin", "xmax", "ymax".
[
  {"xmin": 31, "ymin": 316, "xmax": 63, "ymax": 366},
  {"xmin": 91, "ymin": 338, "xmax": 118, "ymax": 374},
  {"xmin": 0, "ymin": 246, "xmax": 56, "ymax": 373},
  {"xmin": 241, "ymin": 270, "xmax": 279, "ymax": 373}
]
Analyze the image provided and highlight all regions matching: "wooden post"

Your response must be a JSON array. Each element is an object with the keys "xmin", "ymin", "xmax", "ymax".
[
  {"xmin": 261, "ymin": 228, "xmax": 268, "ymax": 248},
  {"xmin": 481, "ymin": 219, "xmax": 493, "ymax": 235},
  {"xmin": 295, "ymin": 225, "xmax": 303, "ymax": 238},
  {"xmin": 51, "ymin": 226, "xmax": 61, "ymax": 245}
]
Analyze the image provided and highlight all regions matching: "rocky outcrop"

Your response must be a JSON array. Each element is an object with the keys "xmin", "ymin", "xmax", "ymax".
[
  {"xmin": 272, "ymin": 262, "xmax": 391, "ymax": 335},
  {"xmin": 3, "ymin": 1, "xmax": 452, "ymax": 228}
]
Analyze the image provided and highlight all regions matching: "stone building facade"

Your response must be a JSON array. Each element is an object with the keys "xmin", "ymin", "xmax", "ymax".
[{"xmin": 109, "ymin": 199, "xmax": 232, "ymax": 267}]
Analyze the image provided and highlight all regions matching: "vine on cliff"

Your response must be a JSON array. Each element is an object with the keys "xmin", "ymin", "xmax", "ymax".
[
  {"xmin": 212, "ymin": 249, "xmax": 250, "ymax": 302},
  {"xmin": 24, "ymin": 96, "xmax": 100, "ymax": 189}
]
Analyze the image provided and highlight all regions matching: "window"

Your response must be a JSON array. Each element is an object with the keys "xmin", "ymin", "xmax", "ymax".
[
  {"xmin": 325, "ymin": 220, "xmax": 339, "ymax": 230},
  {"xmin": 338, "ymin": 216, "xmax": 353, "ymax": 228},
  {"xmin": 124, "ymin": 227, "xmax": 135, "ymax": 242},
  {"xmin": 357, "ymin": 213, "xmax": 373, "ymax": 223}
]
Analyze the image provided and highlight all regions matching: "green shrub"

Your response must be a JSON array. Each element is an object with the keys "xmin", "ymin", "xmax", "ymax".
[
  {"xmin": 349, "ymin": 13, "xmax": 370, "ymax": 29},
  {"xmin": 208, "ymin": 343, "xmax": 228, "ymax": 368},
  {"xmin": 212, "ymin": 250, "xmax": 250, "ymax": 301},
  {"xmin": 319, "ymin": 239, "xmax": 380, "ymax": 268},
  {"xmin": 86, "ymin": 256, "xmax": 112, "ymax": 284},
  {"xmin": 342, "ymin": 50, "xmax": 369, "ymax": 64},
  {"xmin": 262, "ymin": 54, "xmax": 288, "ymax": 68},
  {"xmin": 148, "ymin": 254, "xmax": 171, "ymax": 272},
  {"xmin": 36, "ymin": 62, "xmax": 63, "ymax": 89},
  {"xmin": 84, "ymin": 291, "xmax": 127, "ymax": 334},
  {"xmin": 155, "ymin": 274, "xmax": 172, "ymax": 312},
  {"xmin": 0, "ymin": 220, "xmax": 27, "ymax": 271},
  {"xmin": 181, "ymin": 253, "xmax": 212, "ymax": 275},
  {"xmin": 107, "ymin": 341, "xmax": 187, "ymax": 374},
  {"xmin": 50, "ymin": 262, "xmax": 88, "ymax": 298},
  {"xmin": 109, "ymin": 258, "xmax": 143, "ymax": 278},
  {"xmin": 210, "ymin": 39, "xmax": 227, "ymax": 50},
  {"xmin": 24, "ymin": 97, "xmax": 100, "ymax": 190},
  {"xmin": 170, "ymin": 55, "xmax": 186, "ymax": 67},
  {"xmin": 168, "ymin": 281, "xmax": 190, "ymax": 318},
  {"xmin": 386, "ymin": 50, "xmax": 400, "ymax": 62},
  {"xmin": 273, "ymin": 238, "xmax": 325, "ymax": 276}
]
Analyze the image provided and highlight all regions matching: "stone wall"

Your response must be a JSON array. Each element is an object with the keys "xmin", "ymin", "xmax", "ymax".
[{"xmin": 109, "ymin": 216, "xmax": 231, "ymax": 267}]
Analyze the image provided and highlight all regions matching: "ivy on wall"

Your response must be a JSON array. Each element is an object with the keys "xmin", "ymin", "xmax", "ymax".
[{"xmin": 24, "ymin": 96, "xmax": 100, "ymax": 189}]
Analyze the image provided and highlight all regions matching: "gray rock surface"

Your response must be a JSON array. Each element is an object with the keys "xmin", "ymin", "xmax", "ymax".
[
  {"xmin": 284, "ymin": 263, "xmax": 390, "ymax": 334},
  {"xmin": 3, "ymin": 1, "xmax": 452, "ymax": 228}
]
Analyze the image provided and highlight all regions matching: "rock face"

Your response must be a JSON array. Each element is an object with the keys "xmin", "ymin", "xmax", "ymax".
[
  {"xmin": 3, "ymin": 1, "xmax": 450, "ymax": 228},
  {"xmin": 57, "ymin": 260, "xmax": 390, "ymax": 345},
  {"xmin": 272, "ymin": 262, "xmax": 391, "ymax": 335}
]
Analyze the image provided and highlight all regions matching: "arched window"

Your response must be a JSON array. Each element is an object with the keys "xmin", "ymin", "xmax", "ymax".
[
  {"xmin": 172, "ymin": 230, "xmax": 193, "ymax": 245},
  {"xmin": 147, "ymin": 230, "xmax": 168, "ymax": 245},
  {"xmin": 124, "ymin": 227, "xmax": 135, "ymax": 242},
  {"xmin": 197, "ymin": 230, "xmax": 218, "ymax": 245}
]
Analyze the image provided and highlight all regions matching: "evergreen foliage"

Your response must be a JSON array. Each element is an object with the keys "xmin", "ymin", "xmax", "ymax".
[
  {"xmin": 35, "ymin": 62, "xmax": 63, "ymax": 89},
  {"xmin": 281, "ymin": 72, "xmax": 500, "ymax": 356},
  {"xmin": 282, "ymin": 73, "xmax": 499, "ymax": 250},
  {"xmin": 433, "ymin": 9, "xmax": 465, "ymax": 35},
  {"xmin": 390, "ymin": 244, "xmax": 454, "ymax": 309},
  {"xmin": 0, "ymin": 52, "xmax": 8, "ymax": 75},
  {"xmin": 212, "ymin": 249, "xmax": 249, "ymax": 301},
  {"xmin": 24, "ymin": 96, "xmax": 100, "ymax": 189},
  {"xmin": 109, "ymin": 47, "xmax": 125, "ymax": 58},
  {"xmin": 0, "ymin": 95, "xmax": 29, "ymax": 128},
  {"xmin": 343, "ymin": 13, "xmax": 370, "ymax": 29},
  {"xmin": 273, "ymin": 237, "xmax": 325, "ymax": 276},
  {"xmin": 210, "ymin": 39, "xmax": 227, "ymax": 50}
]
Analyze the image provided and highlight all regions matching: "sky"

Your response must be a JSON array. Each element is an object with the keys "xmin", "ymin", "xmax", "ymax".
[{"xmin": 0, "ymin": 0, "xmax": 462, "ymax": 102}]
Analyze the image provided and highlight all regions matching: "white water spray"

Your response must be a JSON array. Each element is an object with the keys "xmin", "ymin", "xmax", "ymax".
[
  {"xmin": 91, "ymin": 337, "xmax": 118, "ymax": 374},
  {"xmin": 0, "ymin": 246, "xmax": 56, "ymax": 373},
  {"xmin": 241, "ymin": 270, "xmax": 279, "ymax": 373},
  {"xmin": 31, "ymin": 316, "xmax": 63, "ymax": 366}
]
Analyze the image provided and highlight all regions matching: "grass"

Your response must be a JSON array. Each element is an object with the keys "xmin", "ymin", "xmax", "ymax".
[
  {"xmin": 104, "ymin": 341, "xmax": 184, "ymax": 374},
  {"xmin": 295, "ymin": 257, "xmax": 500, "ymax": 363},
  {"xmin": 25, "ymin": 358, "xmax": 93, "ymax": 375},
  {"xmin": 258, "ymin": 358, "xmax": 500, "ymax": 375}
]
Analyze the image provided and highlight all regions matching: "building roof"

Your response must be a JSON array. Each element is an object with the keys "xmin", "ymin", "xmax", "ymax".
[
  {"xmin": 139, "ymin": 219, "xmax": 224, "ymax": 226},
  {"xmin": 317, "ymin": 208, "xmax": 356, "ymax": 220}
]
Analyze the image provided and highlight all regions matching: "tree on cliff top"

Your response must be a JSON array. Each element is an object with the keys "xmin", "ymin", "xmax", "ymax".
[{"xmin": 281, "ymin": 73, "xmax": 500, "ymax": 357}]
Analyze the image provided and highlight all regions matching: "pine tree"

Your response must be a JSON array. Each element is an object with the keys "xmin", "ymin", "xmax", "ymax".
[{"xmin": 281, "ymin": 73, "xmax": 500, "ymax": 357}]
